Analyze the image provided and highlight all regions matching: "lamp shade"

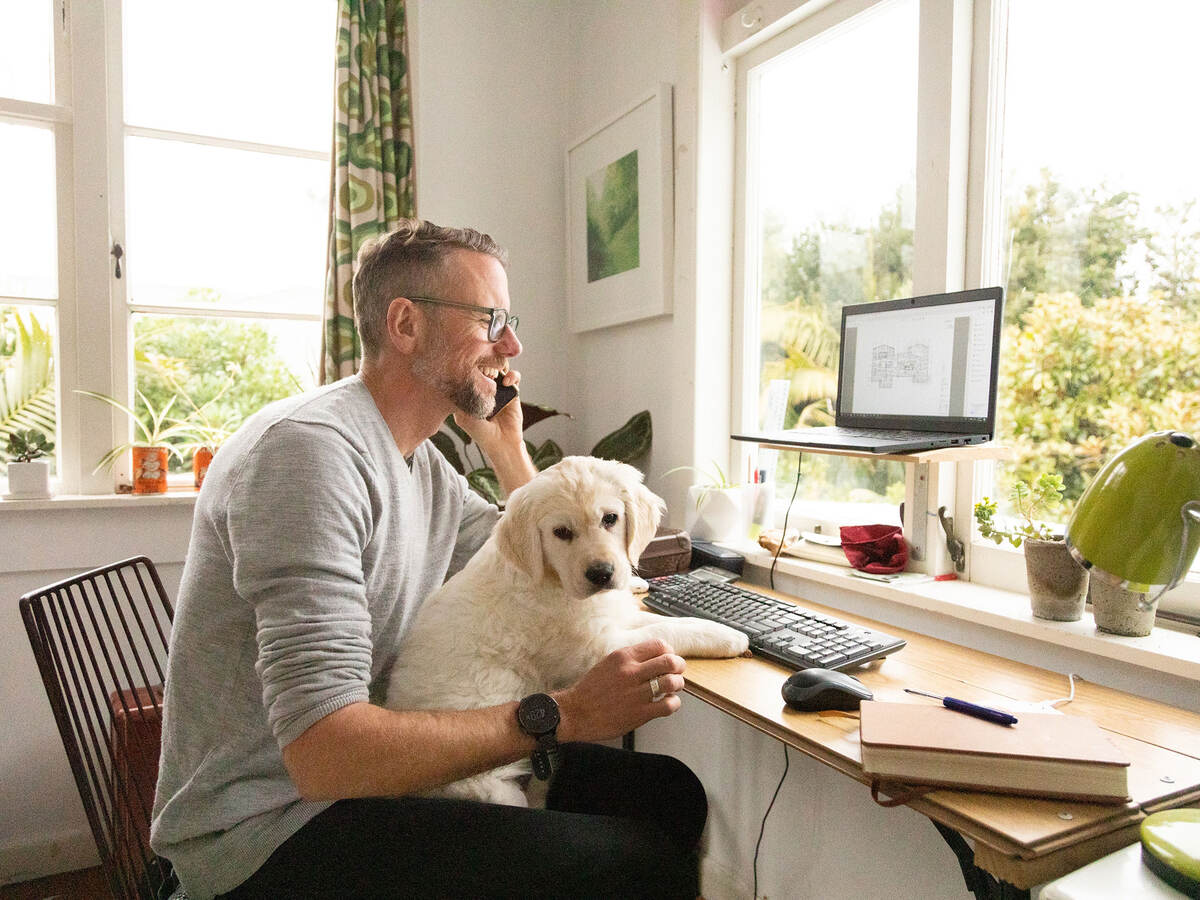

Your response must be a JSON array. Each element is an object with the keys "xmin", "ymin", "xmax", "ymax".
[{"xmin": 1066, "ymin": 431, "xmax": 1200, "ymax": 590}]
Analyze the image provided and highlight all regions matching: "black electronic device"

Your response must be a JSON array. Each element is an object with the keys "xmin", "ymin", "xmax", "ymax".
[
  {"xmin": 643, "ymin": 573, "xmax": 905, "ymax": 672},
  {"xmin": 690, "ymin": 540, "xmax": 745, "ymax": 575},
  {"xmin": 487, "ymin": 373, "xmax": 518, "ymax": 420},
  {"xmin": 516, "ymin": 692, "xmax": 560, "ymax": 780},
  {"xmin": 781, "ymin": 667, "xmax": 874, "ymax": 712}
]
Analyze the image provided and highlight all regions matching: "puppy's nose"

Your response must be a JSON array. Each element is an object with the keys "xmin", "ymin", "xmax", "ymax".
[{"xmin": 585, "ymin": 562, "xmax": 614, "ymax": 587}]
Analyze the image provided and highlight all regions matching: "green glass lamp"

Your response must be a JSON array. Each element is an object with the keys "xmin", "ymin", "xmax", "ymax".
[{"xmin": 1066, "ymin": 431, "xmax": 1200, "ymax": 607}]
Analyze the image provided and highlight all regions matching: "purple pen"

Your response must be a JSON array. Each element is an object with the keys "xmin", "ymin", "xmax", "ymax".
[{"xmin": 904, "ymin": 688, "xmax": 1019, "ymax": 726}]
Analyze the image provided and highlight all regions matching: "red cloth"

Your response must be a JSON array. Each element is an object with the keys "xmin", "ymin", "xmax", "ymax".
[{"xmin": 839, "ymin": 524, "xmax": 908, "ymax": 574}]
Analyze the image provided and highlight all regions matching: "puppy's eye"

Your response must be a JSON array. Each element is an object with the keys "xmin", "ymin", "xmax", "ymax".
[
  {"xmin": 601, "ymin": 513, "xmax": 619, "ymax": 529},
  {"xmin": 552, "ymin": 526, "xmax": 574, "ymax": 541}
]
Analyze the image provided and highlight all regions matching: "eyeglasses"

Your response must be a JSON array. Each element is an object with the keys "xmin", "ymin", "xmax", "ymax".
[{"xmin": 409, "ymin": 296, "xmax": 519, "ymax": 343}]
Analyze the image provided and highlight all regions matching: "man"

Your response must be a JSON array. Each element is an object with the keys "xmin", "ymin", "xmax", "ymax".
[{"xmin": 151, "ymin": 220, "xmax": 707, "ymax": 899}]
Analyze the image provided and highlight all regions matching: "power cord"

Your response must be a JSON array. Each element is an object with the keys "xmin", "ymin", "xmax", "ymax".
[
  {"xmin": 769, "ymin": 454, "xmax": 803, "ymax": 591},
  {"xmin": 753, "ymin": 743, "xmax": 789, "ymax": 898}
]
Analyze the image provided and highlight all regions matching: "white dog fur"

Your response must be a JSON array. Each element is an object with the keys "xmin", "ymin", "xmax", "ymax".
[{"xmin": 385, "ymin": 455, "xmax": 749, "ymax": 806}]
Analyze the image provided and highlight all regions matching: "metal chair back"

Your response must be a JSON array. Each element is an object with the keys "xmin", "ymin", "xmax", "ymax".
[{"xmin": 20, "ymin": 556, "xmax": 176, "ymax": 900}]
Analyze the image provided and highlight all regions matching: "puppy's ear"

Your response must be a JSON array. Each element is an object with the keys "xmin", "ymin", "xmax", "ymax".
[
  {"xmin": 494, "ymin": 486, "xmax": 544, "ymax": 583},
  {"xmin": 622, "ymin": 471, "xmax": 666, "ymax": 567}
]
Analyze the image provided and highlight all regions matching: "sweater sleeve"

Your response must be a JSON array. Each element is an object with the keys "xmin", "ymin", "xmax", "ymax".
[{"xmin": 225, "ymin": 420, "xmax": 375, "ymax": 748}]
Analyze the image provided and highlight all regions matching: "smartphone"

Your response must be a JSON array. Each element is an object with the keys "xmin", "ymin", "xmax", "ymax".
[{"xmin": 487, "ymin": 373, "xmax": 518, "ymax": 420}]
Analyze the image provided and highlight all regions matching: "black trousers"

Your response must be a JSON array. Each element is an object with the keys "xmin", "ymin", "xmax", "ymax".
[{"xmin": 217, "ymin": 743, "xmax": 706, "ymax": 899}]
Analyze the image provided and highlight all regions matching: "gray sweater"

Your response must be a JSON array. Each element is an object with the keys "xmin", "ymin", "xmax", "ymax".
[{"xmin": 150, "ymin": 376, "xmax": 497, "ymax": 899}]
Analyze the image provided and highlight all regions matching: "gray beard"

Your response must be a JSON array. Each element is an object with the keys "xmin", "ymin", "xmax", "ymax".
[{"xmin": 412, "ymin": 342, "xmax": 492, "ymax": 420}]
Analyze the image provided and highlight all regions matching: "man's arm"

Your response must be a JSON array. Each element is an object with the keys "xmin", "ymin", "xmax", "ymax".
[{"xmin": 281, "ymin": 640, "xmax": 687, "ymax": 800}]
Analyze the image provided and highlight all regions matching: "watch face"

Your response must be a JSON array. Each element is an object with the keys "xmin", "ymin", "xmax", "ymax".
[{"xmin": 518, "ymin": 693, "xmax": 560, "ymax": 735}]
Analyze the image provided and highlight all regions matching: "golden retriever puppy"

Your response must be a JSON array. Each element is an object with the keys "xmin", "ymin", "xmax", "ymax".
[{"xmin": 385, "ymin": 455, "xmax": 749, "ymax": 806}]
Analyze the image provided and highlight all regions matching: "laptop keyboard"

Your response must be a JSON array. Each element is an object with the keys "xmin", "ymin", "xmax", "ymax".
[
  {"xmin": 826, "ymin": 427, "xmax": 960, "ymax": 440},
  {"xmin": 644, "ymin": 574, "xmax": 906, "ymax": 672}
]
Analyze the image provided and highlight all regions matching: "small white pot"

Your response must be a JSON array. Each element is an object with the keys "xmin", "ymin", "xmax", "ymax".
[
  {"xmin": 685, "ymin": 484, "xmax": 751, "ymax": 543},
  {"xmin": 5, "ymin": 459, "xmax": 52, "ymax": 499}
]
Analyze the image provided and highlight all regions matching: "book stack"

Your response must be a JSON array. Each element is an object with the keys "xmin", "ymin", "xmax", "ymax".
[{"xmin": 858, "ymin": 701, "xmax": 1131, "ymax": 804}]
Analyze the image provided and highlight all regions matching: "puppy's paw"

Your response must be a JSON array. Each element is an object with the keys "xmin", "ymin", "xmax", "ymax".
[{"xmin": 699, "ymin": 622, "xmax": 750, "ymax": 657}]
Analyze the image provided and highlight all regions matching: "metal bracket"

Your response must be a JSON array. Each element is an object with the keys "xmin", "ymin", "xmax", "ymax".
[{"xmin": 938, "ymin": 505, "xmax": 966, "ymax": 572}]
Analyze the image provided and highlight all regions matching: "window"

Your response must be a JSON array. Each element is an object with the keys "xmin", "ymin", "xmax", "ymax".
[
  {"xmin": 734, "ymin": 0, "xmax": 1199, "ymax": 614},
  {"xmin": 1, "ymin": 3, "xmax": 61, "ymax": 480},
  {"xmin": 987, "ymin": 0, "xmax": 1200, "ymax": 589},
  {"xmin": 0, "ymin": 0, "xmax": 333, "ymax": 492},
  {"xmin": 738, "ymin": 0, "xmax": 917, "ymax": 527}
]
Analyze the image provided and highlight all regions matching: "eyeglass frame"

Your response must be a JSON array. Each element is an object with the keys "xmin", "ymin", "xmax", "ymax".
[{"xmin": 408, "ymin": 295, "xmax": 519, "ymax": 342}]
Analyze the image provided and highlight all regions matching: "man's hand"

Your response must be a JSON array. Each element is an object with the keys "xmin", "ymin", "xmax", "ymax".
[
  {"xmin": 455, "ymin": 368, "xmax": 536, "ymax": 496},
  {"xmin": 554, "ymin": 640, "xmax": 687, "ymax": 743}
]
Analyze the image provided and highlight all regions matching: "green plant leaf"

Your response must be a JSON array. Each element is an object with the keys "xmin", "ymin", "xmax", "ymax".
[
  {"xmin": 591, "ymin": 410, "xmax": 651, "ymax": 463},
  {"xmin": 530, "ymin": 439, "xmax": 563, "ymax": 471},
  {"xmin": 444, "ymin": 414, "xmax": 472, "ymax": 445},
  {"xmin": 520, "ymin": 401, "xmax": 567, "ymax": 430},
  {"xmin": 466, "ymin": 467, "xmax": 501, "ymax": 506},
  {"xmin": 429, "ymin": 431, "xmax": 464, "ymax": 474}
]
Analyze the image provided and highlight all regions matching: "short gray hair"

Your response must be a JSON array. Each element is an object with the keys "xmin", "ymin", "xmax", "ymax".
[{"xmin": 352, "ymin": 219, "xmax": 509, "ymax": 358}]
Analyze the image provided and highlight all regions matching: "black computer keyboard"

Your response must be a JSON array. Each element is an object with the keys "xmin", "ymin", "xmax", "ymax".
[{"xmin": 644, "ymin": 573, "xmax": 906, "ymax": 672}]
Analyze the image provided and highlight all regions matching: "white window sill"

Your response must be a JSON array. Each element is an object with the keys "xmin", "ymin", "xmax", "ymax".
[
  {"xmin": 0, "ymin": 489, "xmax": 200, "ymax": 512},
  {"xmin": 735, "ymin": 545, "xmax": 1200, "ymax": 684}
]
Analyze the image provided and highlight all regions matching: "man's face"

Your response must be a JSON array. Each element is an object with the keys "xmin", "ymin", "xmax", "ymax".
[{"xmin": 410, "ymin": 251, "xmax": 522, "ymax": 419}]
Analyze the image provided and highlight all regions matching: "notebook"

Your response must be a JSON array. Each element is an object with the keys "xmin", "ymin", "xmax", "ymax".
[
  {"xmin": 734, "ymin": 287, "xmax": 1005, "ymax": 453},
  {"xmin": 858, "ymin": 701, "xmax": 1131, "ymax": 803}
]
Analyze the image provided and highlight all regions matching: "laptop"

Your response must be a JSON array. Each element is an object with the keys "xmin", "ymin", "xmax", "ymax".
[{"xmin": 734, "ymin": 287, "xmax": 1005, "ymax": 454}]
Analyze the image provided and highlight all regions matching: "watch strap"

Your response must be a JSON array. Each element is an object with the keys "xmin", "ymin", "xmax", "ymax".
[{"xmin": 531, "ymin": 733, "xmax": 557, "ymax": 780}]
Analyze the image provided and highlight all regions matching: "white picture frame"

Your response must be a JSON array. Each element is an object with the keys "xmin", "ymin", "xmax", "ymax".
[{"xmin": 566, "ymin": 83, "xmax": 673, "ymax": 333}]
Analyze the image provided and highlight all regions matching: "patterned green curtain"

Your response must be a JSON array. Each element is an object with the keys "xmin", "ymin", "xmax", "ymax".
[{"xmin": 322, "ymin": 0, "xmax": 417, "ymax": 382}]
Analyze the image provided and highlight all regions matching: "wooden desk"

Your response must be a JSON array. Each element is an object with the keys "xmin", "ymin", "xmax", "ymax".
[{"xmin": 673, "ymin": 583, "xmax": 1200, "ymax": 893}]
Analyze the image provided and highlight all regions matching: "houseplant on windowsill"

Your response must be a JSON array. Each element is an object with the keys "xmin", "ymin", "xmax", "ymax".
[
  {"xmin": 4, "ymin": 428, "xmax": 55, "ymax": 500},
  {"xmin": 77, "ymin": 389, "xmax": 198, "ymax": 494},
  {"xmin": 664, "ymin": 461, "xmax": 751, "ymax": 544},
  {"xmin": 975, "ymin": 472, "xmax": 1089, "ymax": 621}
]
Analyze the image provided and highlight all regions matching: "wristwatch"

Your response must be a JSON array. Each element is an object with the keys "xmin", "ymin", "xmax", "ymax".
[{"xmin": 516, "ymin": 692, "xmax": 560, "ymax": 780}]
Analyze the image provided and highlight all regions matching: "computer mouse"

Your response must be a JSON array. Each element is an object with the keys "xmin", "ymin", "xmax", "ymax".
[{"xmin": 781, "ymin": 667, "xmax": 874, "ymax": 712}]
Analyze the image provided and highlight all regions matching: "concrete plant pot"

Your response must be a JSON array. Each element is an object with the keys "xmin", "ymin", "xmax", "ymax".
[
  {"xmin": 1089, "ymin": 578, "xmax": 1157, "ymax": 637},
  {"xmin": 1024, "ymin": 538, "xmax": 1088, "ymax": 621},
  {"xmin": 685, "ymin": 484, "xmax": 751, "ymax": 543}
]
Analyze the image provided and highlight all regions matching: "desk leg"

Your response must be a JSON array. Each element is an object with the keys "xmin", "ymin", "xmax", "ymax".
[{"xmin": 933, "ymin": 822, "xmax": 1030, "ymax": 900}]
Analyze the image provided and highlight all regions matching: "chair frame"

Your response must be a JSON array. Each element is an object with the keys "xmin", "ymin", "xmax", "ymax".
[{"xmin": 20, "ymin": 555, "xmax": 177, "ymax": 900}]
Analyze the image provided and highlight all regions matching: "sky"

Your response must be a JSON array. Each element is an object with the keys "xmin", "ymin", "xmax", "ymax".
[{"xmin": 753, "ymin": 0, "xmax": 1200, "ymax": 255}]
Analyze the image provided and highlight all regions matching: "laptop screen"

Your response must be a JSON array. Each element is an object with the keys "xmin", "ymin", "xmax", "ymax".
[{"xmin": 835, "ymin": 287, "xmax": 1004, "ymax": 434}]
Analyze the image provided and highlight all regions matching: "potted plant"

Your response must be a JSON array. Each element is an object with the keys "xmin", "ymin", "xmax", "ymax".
[
  {"xmin": 975, "ymin": 472, "xmax": 1089, "ymax": 621},
  {"xmin": 665, "ymin": 461, "xmax": 751, "ymax": 543},
  {"xmin": 4, "ymin": 428, "xmax": 55, "ymax": 499},
  {"xmin": 77, "ymin": 389, "xmax": 199, "ymax": 494},
  {"xmin": 431, "ymin": 403, "xmax": 652, "ymax": 507}
]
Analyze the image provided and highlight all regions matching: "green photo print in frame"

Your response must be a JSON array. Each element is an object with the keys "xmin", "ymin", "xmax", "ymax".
[{"xmin": 586, "ymin": 150, "xmax": 640, "ymax": 282}]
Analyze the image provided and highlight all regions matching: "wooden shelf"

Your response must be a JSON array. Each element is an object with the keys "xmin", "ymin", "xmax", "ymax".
[{"xmin": 732, "ymin": 433, "xmax": 1011, "ymax": 464}]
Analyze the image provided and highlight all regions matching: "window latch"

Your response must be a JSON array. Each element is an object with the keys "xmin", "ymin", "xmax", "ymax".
[{"xmin": 111, "ymin": 242, "xmax": 124, "ymax": 279}]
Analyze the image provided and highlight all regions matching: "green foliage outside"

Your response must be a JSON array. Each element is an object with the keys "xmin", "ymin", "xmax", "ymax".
[
  {"xmin": 133, "ymin": 295, "xmax": 307, "ymax": 472},
  {"xmin": 760, "ymin": 168, "xmax": 1200, "ymax": 525},
  {"xmin": 0, "ymin": 307, "xmax": 56, "ymax": 476}
]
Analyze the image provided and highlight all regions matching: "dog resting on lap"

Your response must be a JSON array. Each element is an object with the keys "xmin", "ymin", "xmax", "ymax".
[{"xmin": 385, "ymin": 455, "xmax": 749, "ymax": 806}]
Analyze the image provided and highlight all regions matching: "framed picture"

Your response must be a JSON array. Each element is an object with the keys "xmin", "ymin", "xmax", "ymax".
[{"xmin": 566, "ymin": 83, "xmax": 673, "ymax": 333}]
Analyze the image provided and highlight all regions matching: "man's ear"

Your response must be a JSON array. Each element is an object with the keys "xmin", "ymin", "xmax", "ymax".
[
  {"xmin": 623, "ymin": 473, "xmax": 666, "ymax": 567},
  {"xmin": 384, "ymin": 297, "xmax": 420, "ymax": 354},
  {"xmin": 494, "ymin": 485, "xmax": 543, "ymax": 583}
]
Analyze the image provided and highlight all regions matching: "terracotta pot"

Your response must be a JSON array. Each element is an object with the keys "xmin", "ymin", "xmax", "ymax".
[
  {"xmin": 131, "ymin": 446, "xmax": 169, "ymax": 494},
  {"xmin": 193, "ymin": 446, "xmax": 214, "ymax": 489},
  {"xmin": 1024, "ymin": 538, "xmax": 1088, "ymax": 621}
]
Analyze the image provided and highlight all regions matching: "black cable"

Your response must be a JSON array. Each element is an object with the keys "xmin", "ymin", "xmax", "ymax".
[
  {"xmin": 769, "ymin": 454, "xmax": 803, "ymax": 591},
  {"xmin": 753, "ymin": 743, "xmax": 790, "ymax": 898}
]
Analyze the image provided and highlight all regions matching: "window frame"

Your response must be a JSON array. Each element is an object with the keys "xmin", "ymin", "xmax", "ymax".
[
  {"xmin": 1, "ymin": 0, "xmax": 328, "ymax": 495},
  {"xmin": 730, "ymin": 0, "xmax": 1200, "ymax": 616}
]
